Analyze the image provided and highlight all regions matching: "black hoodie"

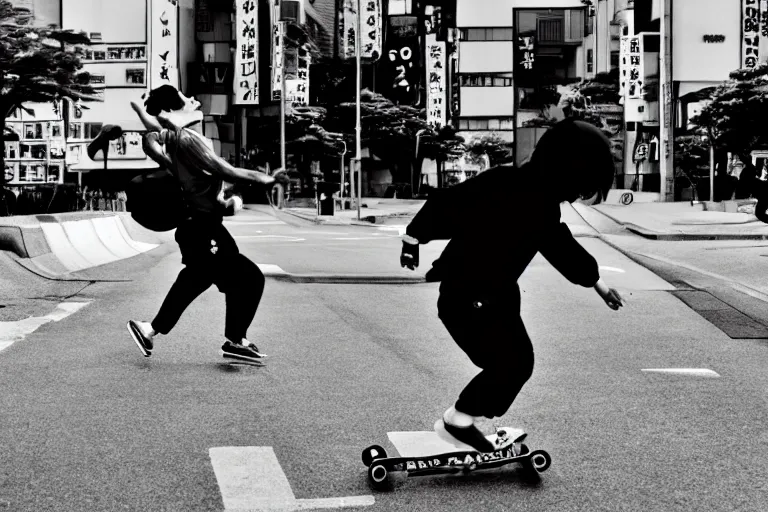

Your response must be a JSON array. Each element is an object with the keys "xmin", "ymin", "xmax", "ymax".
[{"xmin": 406, "ymin": 120, "xmax": 611, "ymax": 288}]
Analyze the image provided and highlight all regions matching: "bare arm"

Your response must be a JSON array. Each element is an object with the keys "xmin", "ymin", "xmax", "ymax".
[
  {"xmin": 130, "ymin": 101, "xmax": 164, "ymax": 133},
  {"xmin": 142, "ymin": 132, "xmax": 173, "ymax": 169}
]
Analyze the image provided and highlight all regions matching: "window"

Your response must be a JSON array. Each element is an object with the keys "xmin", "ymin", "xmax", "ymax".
[
  {"xmin": 19, "ymin": 143, "xmax": 47, "ymax": 160},
  {"xmin": 69, "ymin": 123, "xmax": 83, "ymax": 139},
  {"xmin": 388, "ymin": 0, "xmax": 413, "ymax": 15},
  {"xmin": 458, "ymin": 117, "xmax": 515, "ymax": 131},
  {"xmin": 24, "ymin": 123, "xmax": 44, "ymax": 140},
  {"xmin": 610, "ymin": 51, "xmax": 620, "ymax": 69},
  {"xmin": 459, "ymin": 74, "xmax": 513, "ymax": 87},
  {"xmin": 459, "ymin": 28, "xmax": 514, "ymax": 41},
  {"xmin": 85, "ymin": 123, "xmax": 103, "ymax": 139},
  {"xmin": 126, "ymin": 69, "xmax": 146, "ymax": 86}
]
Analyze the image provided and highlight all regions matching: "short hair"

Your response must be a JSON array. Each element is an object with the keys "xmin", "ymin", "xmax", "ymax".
[
  {"xmin": 530, "ymin": 119, "xmax": 615, "ymax": 204},
  {"xmin": 143, "ymin": 85, "xmax": 185, "ymax": 116}
]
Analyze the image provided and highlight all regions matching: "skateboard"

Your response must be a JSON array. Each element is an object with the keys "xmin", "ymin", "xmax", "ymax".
[
  {"xmin": 220, "ymin": 351, "xmax": 266, "ymax": 367},
  {"xmin": 362, "ymin": 427, "xmax": 551, "ymax": 491}
]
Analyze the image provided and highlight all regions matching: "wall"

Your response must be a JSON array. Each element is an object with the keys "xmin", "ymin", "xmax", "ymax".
[
  {"xmin": 457, "ymin": 0, "xmax": 585, "ymax": 27},
  {"xmin": 672, "ymin": 0, "xmax": 741, "ymax": 82},
  {"xmin": 63, "ymin": 0, "xmax": 147, "ymax": 42},
  {"xmin": 460, "ymin": 87, "xmax": 515, "ymax": 116},
  {"xmin": 458, "ymin": 42, "xmax": 514, "ymax": 73}
]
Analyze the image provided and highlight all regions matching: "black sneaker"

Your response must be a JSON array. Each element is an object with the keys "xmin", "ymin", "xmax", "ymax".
[
  {"xmin": 127, "ymin": 320, "xmax": 153, "ymax": 357},
  {"xmin": 435, "ymin": 419, "xmax": 496, "ymax": 453},
  {"xmin": 221, "ymin": 341, "xmax": 267, "ymax": 365}
]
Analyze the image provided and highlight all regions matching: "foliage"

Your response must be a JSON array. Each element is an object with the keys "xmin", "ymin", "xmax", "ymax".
[
  {"xmin": 692, "ymin": 63, "xmax": 768, "ymax": 160},
  {"xmin": 0, "ymin": 0, "xmax": 96, "ymax": 195}
]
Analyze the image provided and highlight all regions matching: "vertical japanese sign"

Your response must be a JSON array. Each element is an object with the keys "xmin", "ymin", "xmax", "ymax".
[
  {"xmin": 339, "ymin": 0, "xmax": 358, "ymax": 60},
  {"xmin": 517, "ymin": 35, "xmax": 535, "ymax": 71},
  {"xmin": 150, "ymin": 0, "xmax": 179, "ymax": 90},
  {"xmin": 425, "ymin": 34, "xmax": 445, "ymax": 129},
  {"xmin": 272, "ymin": 0, "xmax": 284, "ymax": 101},
  {"xmin": 759, "ymin": 0, "xmax": 768, "ymax": 64},
  {"xmin": 743, "ymin": 0, "xmax": 760, "ymax": 69},
  {"xmin": 361, "ymin": 0, "xmax": 382, "ymax": 60},
  {"xmin": 235, "ymin": 0, "xmax": 259, "ymax": 105},
  {"xmin": 383, "ymin": 16, "xmax": 420, "ymax": 105},
  {"xmin": 621, "ymin": 37, "xmax": 645, "ymax": 99},
  {"xmin": 286, "ymin": 49, "xmax": 311, "ymax": 106}
]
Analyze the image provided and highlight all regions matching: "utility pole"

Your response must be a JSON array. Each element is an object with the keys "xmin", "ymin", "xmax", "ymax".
[
  {"xmin": 659, "ymin": 0, "xmax": 674, "ymax": 201},
  {"xmin": 279, "ymin": 20, "xmax": 287, "ymax": 174},
  {"xmin": 355, "ymin": 0, "xmax": 362, "ymax": 221}
]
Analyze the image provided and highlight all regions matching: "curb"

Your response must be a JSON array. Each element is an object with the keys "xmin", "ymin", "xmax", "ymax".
[
  {"xmin": 264, "ymin": 271, "xmax": 427, "ymax": 284},
  {"xmin": 280, "ymin": 208, "xmax": 414, "ymax": 227}
]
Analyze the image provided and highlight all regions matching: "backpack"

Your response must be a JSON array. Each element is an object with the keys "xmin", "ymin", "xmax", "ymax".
[{"xmin": 126, "ymin": 129, "xmax": 187, "ymax": 232}]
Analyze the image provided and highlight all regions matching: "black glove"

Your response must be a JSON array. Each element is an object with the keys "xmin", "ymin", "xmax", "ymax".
[{"xmin": 400, "ymin": 241, "xmax": 419, "ymax": 270}]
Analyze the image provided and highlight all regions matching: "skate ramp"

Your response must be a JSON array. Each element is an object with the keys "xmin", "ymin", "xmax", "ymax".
[{"xmin": 0, "ymin": 213, "xmax": 174, "ymax": 281}]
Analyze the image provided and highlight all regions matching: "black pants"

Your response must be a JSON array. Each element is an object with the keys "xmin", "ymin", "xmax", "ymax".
[
  {"xmin": 151, "ymin": 217, "xmax": 265, "ymax": 342},
  {"xmin": 437, "ymin": 281, "xmax": 534, "ymax": 419}
]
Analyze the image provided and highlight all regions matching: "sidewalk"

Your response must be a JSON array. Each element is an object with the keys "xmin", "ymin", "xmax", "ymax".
[{"xmin": 280, "ymin": 197, "xmax": 425, "ymax": 226}]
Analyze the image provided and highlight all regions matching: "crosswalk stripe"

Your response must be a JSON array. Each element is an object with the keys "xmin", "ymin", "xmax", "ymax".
[
  {"xmin": 209, "ymin": 446, "xmax": 374, "ymax": 511},
  {"xmin": 641, "ymin": 368, "xmax": 721, "ymax": 378}
]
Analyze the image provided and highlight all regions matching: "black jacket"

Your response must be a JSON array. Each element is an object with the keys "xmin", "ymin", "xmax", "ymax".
[{"xmin": 406, "ymin": 165, "xmax": 600, "ymax": 287}]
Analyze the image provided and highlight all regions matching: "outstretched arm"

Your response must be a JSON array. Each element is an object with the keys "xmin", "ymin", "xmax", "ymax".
[
  {"xmin": 141, "ymin": 132, "xmax": 173, "ymax": 169},
  {"xmin": 130, "ymin": 101, "xmax": 163, "ymax": 133}
]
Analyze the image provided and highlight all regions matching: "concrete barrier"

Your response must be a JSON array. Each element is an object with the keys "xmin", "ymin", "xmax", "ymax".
[{"xmin": 0, "ymin": 212, "xmax": 173, "ymax": 278}]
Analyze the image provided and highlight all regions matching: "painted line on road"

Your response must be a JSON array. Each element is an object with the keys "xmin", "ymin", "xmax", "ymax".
[
  {"xmin": 235, "ymin": 236, "xmax": 306, "ymax": 242},
  {"xmin": 331, "ymin": 237, "xmax": 395, "ymax": 241},
  {"xmin": 258, "ymin": 264, "xmax": 288, "ymax": 277},
  {"xmin": 599, "ymin": 265, "xmax": 626, "ymax": 273},
  {"xmin": 209, "ymin": 446, "xmax": 374, "ymax": 511},
  {"xmin": 641, "ymin": 368, "xmax": 721, "ymax": 378},
  {"xmin": 0, "ymin": 302, "xmax": 92, "ymax": 350},
  {"xmin": 224, "ymin": 221, "xmax": 287, "ymax": 226}
]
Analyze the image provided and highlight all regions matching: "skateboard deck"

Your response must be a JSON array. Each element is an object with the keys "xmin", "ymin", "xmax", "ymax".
[
  {"xmin": 221, "ymin": 352, "xmax": 266, "ymax": 367},
  {"xmin": 362, "ymin": 426, "xmax": 551, "ymax": 490}
]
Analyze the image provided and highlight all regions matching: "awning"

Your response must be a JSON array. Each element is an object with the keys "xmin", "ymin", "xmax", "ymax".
[{"xmin": 678, "ymin": 82, "xmax": 719, "ymax": 102}]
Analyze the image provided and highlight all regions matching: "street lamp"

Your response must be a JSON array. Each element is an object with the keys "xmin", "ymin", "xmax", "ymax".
[{"xmin": 354, "ymin": 0, "xmax": 362, "ymax": 221}]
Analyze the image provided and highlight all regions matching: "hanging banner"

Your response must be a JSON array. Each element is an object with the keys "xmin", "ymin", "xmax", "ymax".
[
  {"xmin": 272, "ymin": 1, "xmax": 284, "ymax": 100},
  {"xmin": 759, "ymin": 0, "xmax": 768, "ymax": 64},
  {"xmin": 382, "ymin": 16, "xmax": 420, "ymax": 105},
  {"xmin": 286, "ymin": 49, "xmax": 311, "ymax": 106},
  {"xmin": 150, "ymin": 0, "xmax": 179, "ymax": 90},
  {"xmin": 339, "ymin": 0, "xmax": 358, "ymax": 60},
  {"xmin": 621, "ymin": 37, "xmax": 645, "ymax": 99},
  {"xmin": 234, "ymin": 0, "xmax": 259, "ymax": 104},
  {"xmin": 425, "ymin": 34, "xmax": 445, "ymax": 129},
  {"xmin": 361, "ymin": 0, "xmax": 382, "ymax": 60},
  {"xmin": 743, "ymin": 0, "xmax": 760, "ymax": 69}
]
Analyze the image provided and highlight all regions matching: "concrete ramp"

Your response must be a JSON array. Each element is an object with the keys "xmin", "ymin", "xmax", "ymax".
[{"xmin": 0, "ymin": 212, "xmax": 170, "ymax": 279}]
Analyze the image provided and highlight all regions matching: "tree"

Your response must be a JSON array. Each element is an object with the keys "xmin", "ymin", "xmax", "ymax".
[
  {"xmin": 0, "ymin": 0, "xmax": 96, "ymax": 213},
  {"xmin": 693, "ymin": 64, "xmax": 768, "ymax": 164}
]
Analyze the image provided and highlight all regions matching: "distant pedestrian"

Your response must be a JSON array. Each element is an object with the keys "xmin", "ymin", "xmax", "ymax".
[{"xmin": 400, "ymin": 119, "xmax": 625, "ymax": 453}]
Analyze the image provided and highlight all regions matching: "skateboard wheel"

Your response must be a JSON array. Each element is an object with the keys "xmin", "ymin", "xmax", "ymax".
[
  {"xmin": 368, "ymin": 463, "xmax": 391, "ymax": 491},
  {"xmin": 529, "ymin": 450, "xmax": 551, "ymax": 473},
  {"xmin": 361, "ymin": 445, "xmax": 387, "ymax": 467}
]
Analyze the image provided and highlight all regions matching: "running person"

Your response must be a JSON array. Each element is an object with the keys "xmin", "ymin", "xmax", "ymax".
[{"xmin": 125, "ymin": 85, "xmax": 285, "ymax": 364}]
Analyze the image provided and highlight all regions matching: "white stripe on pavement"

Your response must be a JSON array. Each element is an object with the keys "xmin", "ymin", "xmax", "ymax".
[
  {"xmin": 0, "ymin": 302, "xmax": 91, "ymax": 349},
  {"xmin": 641, "ymin": 368, "xmax": 721, "ymax": 378},
  {"xmin": 599, "ymin": 266, "xmax": 626, "ymax": 273},
  {"xmin": 234, "ymin": 236, "xmax": 306, "ymax": 241},
  {"xmin": 257, "ymin": 264, "xmax": 288, "ymax": 276},
  {"xmin": 224, "ymin": 221, "xmax": 287, "ymax": 226},
  {"xmin": 209, "ymin": 446, "xmax": 374, "ymax": 511}
]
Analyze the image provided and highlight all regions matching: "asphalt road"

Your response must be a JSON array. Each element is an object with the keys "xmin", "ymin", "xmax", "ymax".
[{"xmin": 1, "ymin": 207, "xmax": 768, "ymax": 511}]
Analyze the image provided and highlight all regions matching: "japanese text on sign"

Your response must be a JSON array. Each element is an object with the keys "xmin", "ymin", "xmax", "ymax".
[
  {"xmin": 517, "ymin": 36, "xmax": 535, "ymax": 71},
  {"xmin": 743, "ymin": 0, "xmax": 760, "ymax": 68},
  {"xmin": 234, "ymin": 0, "xmax": 259, "ymax": 104},
  {"xmin": 286, "ymin": 49, "xmax": 310, "ymax": 106},
  {"xmin": 620, "ymin": 36, "xmax": 644, "ymax": 99},
  {"xmin": 361, "ymin": 0, "xmax": 382, "ymax": 60},
  {"xmin": 272, "ymin": 0, "xmax": 284, "ymax": 101},
  {"xmin": 151, "ymin": 0, "xmax": 179, "ymax": 89},
  {"xmin": 425, "ymin": 34, "xmax": 445, "ymax": 129},
  {"xmin": 339, "ymin": 0, "xmax": 357, "ymax": 60}
]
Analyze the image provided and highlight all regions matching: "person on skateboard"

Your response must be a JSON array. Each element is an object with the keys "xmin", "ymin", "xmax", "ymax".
[
  {"xmin": 400, "ymin": 119, "xmax": 625, "ymax": 452},
  {"xmin": 125, "ymin": 85, "xmax": 285, "ymax": 364}
]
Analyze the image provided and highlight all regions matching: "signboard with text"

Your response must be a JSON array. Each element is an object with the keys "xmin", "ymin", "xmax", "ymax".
[
  {"xmin": 743, "ymin": 0, "xmax": 760, "ymax": 68},
  {"xmin": 234, "ymin": 0, "xmax": 259, "ymax": 104},
  {"xmin": 425, "ymin": 34, "xmax": 446, "ymax": 129},
  {"xmin": 150, "ymin": 0, "xmax": 179, "ymax": 90}
]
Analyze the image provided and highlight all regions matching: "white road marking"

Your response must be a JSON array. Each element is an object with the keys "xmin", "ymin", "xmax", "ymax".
[
  {"xmin": 234, "ymin": 236, "xmax": 306, "ymax": 242},
  {"xmin": 224, "ymin": 221, "xmax": 286, "ymax": 226},
  {"xmin": 258, "ymin": 264, "xmax": 288, "ymax": 276},
  {"xmin": 599, "ymin": 266, "xmax": 626, "ymax": 273},
  {"xmin": 209, "ymin": 446, "xmax": 374, "ymax": 511},
  {"xmin": 641, "ymin": 368, "xmax": 721, "ymax": 378},
  {"xmin": 377, "ymin": 225, "xmax": 407, "ymax": 235},
  {"xmin": 331, "ymin": 237, "xmax": 394, "ymax": 241},
  {"xmin": 0, "ymin": 302, "xmax": 91, "ymax": 350}
]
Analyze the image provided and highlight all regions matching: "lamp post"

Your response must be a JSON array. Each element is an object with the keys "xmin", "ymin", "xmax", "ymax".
[
  {"xmin": 354, "ymin": 0, "xmax": 362, "ymax": 221},
  {"xmin": 339, "ymin": 140, "xmax": 347, "ymax": 202},
  {"xmin": 279, "ymin": 20, "xmax": 287, "ymax": 175}
]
